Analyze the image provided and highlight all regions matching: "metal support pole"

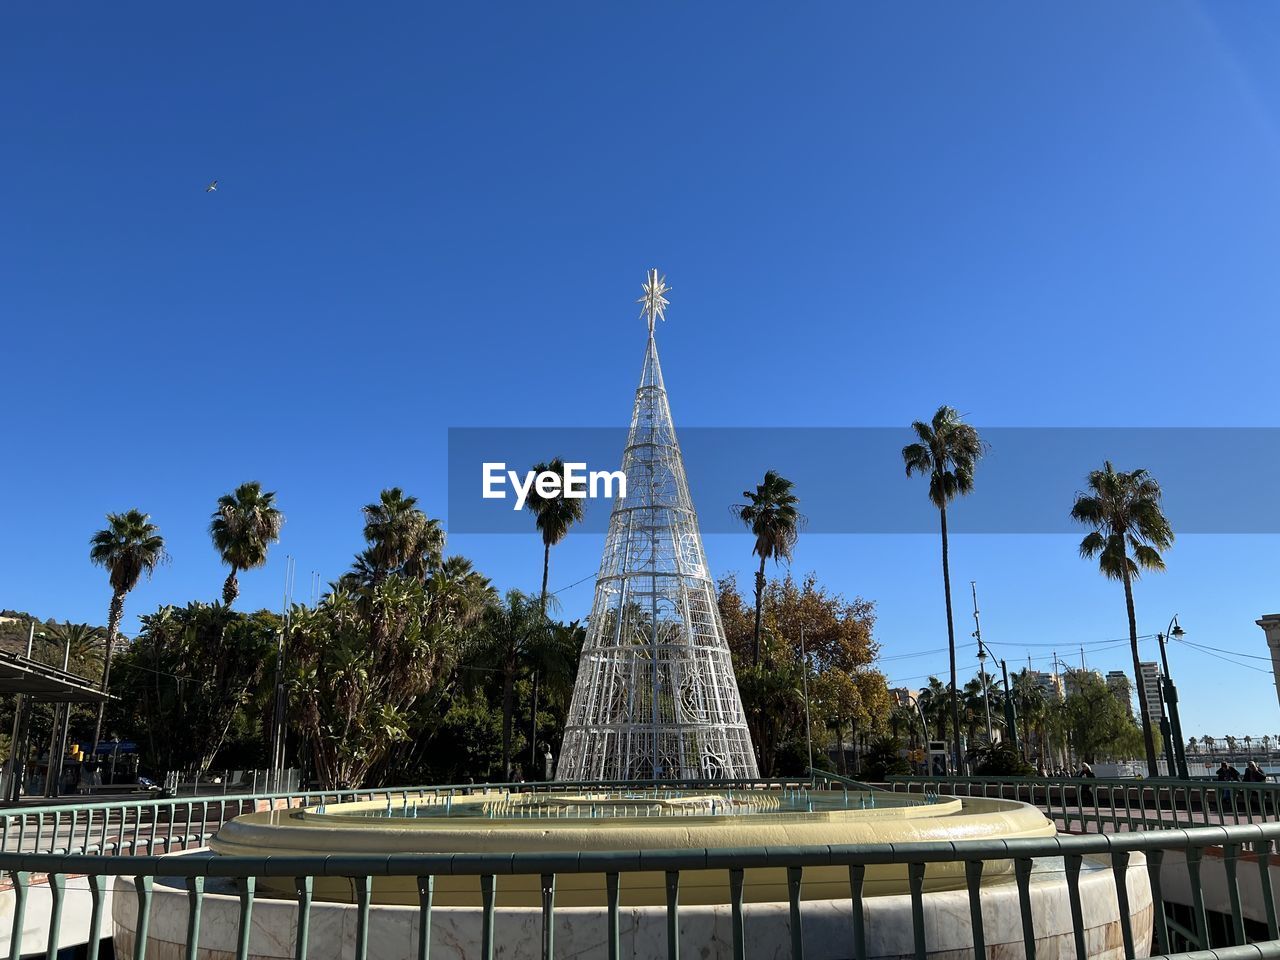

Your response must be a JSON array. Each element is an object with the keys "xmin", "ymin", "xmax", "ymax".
[
  {"xmin": 1158, "ymin": 627, "xmax": 1190, "ymax": 780},
  {"xmin": 971, "ymin": 583, "xmax": 993, "ymax": 744}
]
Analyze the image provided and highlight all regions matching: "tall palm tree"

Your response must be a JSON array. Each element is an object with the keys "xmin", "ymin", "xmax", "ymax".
[
  {"xmin": 524, "ymin": 459, "xmax": 587, "ymax": 612},
  {"xmin": 1071, "ymin": 461, "xmax": 1173, "ymax": 778},
  {"xmin": 361, "ymin": 488, "xmax": 444, "ymax": 582},
  {"xmin": 523, "ymin": 459, "xmax": 585, "ymax": 772},
  {"xmin": 734, "ymin": 471, "xmax": 802, "ymax": 666},
  {"xmin": 89, "ymin": 510, "xmax": 166, "ymax": 751},
  {"xmin": 210, "ymin": 482, "xmax": 284, "ymax": 606},
  {"xmin": 903, "ymin": 406, "xmax": 985, "ymax": 773}
]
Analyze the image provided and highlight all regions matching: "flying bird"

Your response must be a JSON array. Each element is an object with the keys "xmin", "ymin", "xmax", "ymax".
[{"xmin": 205, "ymin": 180, "xmax": 218, "ymax": 193}]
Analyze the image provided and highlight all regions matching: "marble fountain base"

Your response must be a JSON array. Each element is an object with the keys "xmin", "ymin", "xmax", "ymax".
[{"xmin": 113, "ymin": 854, "xmax": 1151, "ymax": 959}]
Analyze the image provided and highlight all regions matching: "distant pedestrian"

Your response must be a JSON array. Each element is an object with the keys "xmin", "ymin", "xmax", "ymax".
[
  {"xmin": 1079, "ymin": 762, "xmax": 1095, "ymax": 805},
  {"xmin": 1242, "ymin": 761, "xmax": 1266, "ymax": 813},
  {"xmin": 1217, "ymin": 760, "xmax": 1240, "ymax": 810}
]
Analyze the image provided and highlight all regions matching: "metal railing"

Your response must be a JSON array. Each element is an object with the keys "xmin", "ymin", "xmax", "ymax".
[
  {"xmin": 880, "ymin": 774, "xmax": 1280, "ymax": 833},
  {"xmin": 1, "ymin": 776, "xmax": 1278, "ymax": 960}
]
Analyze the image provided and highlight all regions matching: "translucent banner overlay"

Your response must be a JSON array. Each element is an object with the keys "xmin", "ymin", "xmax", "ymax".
[{"xmin": 447, "ymin": 427, "xmax": 1280, "ymax": 534}]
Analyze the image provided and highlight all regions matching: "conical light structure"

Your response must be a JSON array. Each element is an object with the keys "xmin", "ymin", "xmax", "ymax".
[{"xmin": 556, "ymin": 272, "xmax": 758, "ymax": 781}]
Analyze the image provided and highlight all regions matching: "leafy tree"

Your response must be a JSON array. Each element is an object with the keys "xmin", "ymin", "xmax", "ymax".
[
  {"xmin": 111, "ymin": 603, "xmax": 278, "ymax": 774},
  {"xmin": 1060, "ymin": 669, "xmax": 1144, "ymax": 763},
  {"xmin": 1011, "ymin": 670, "xmax": 1048, "ymax": 763},
  {"xmin": 476, "ymin": 590, "xmax": 549, "ymax": 780},
  {"xmin": 88, "ymin": 510, "xmax": 166, "ymax": 751},
  {"xmin": 972, "ymin": 740, "xmax": 1035, "ymax": 777},
  {"xmin": 736, "ymin": 661, "xmax": 813, "ymax": 777},
  {"xmin": 1071, "ymin": 461, "xmax": 1174, "ymax": 777},
  {"xmin": 734, "ymin": 471, "xmax": 802, "ymax": 667},
  {"xmin": 903, "ymin": 406, "xmax": 984, "ymax": 774},
  {"xmin": 861, "ymin": 736, "xmax": 911, "ymax": 781},
  {"xmin": 287, "ymin": 574, "xmax": 461, "ymax": 788},
  {"xmin": 210, "ymin": 482, "xmax": 284, "ymax": 606},
  {"xmin": 718, "ymin": 573, "xmax": 884, "ymax": 775}
]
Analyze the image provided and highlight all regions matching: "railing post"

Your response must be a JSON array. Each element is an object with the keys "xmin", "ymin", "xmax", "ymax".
[
  {"xmin": 354, "ymin": 875, "xmax": 372, "ymax": 960},
  {"xmin": 665, "ymin": 870, "xmax": 681, "ymax": 960},
  {"xmin": 1064, "ymin": 854, "xmax": 1086, "ymax": 960},
  {"xmin": 606, "ymin": 872, "xmax": 621, "ymax": 960},
  {"xmin": 964, "ymin": 859, "xmax": 986, "ymax": 957},
  {"xmin": 1145, "ymin": 848, "xmax": 1171, "ymax": 954},
  {"xmin": 540, "ymin": 873, "xmax": 556, "ymax": 960},
  {"xmin": 184, "ymin": 875, "xmax": 205, "ymax": 960},
  {"xmin": 907, "ymin": 861, "xmax": 926, "ymax": 960},
  {"xmin": 295, "ymin": 876, "xmax": 313, "ymax": 960},
  {"xmin": 729, "ymin": 868, "xmax": 745, "ymax": 960},
  {"xmin": 1258, "ymin": 839, "xmax": 1279, "ymax": 941},
  {"xmin": 234, "ymin": 875, "xmax": 255, "ymax": 960},
  {"xmin": 848, "ymin": 863, "xmax": 867, "ymax": 960},
  {"xmin": 416, "ymin": 875, "xmax": 433, "ymax": 960},
  {"xmin": 46, "ymin": 872, "xmax": 66, "ymax": 957},
  {"xmin": 134, "ymin": 874, "xmax": 155, "ymax": 960},
  {"xmin": 787, "ymin": 865, "xmax": 803, "ymax": 960},
  {"xmin": 85, "ymin": 872, "xmax": 107, "ymax": 960},
  {"xmin": 1014, "ymin": 857, "xmax": 1036, "ymax": 960},
  {"xmin": 1224, "ymin": 843, "xmax": 1247, "ymax": 945},
  {"xmin": 480, "ymin": 875, "xmax": 497, "ymax": 960},
  {"xmin": 1186, "ymin": 844, "xmax": 1209, "ymax": 948}
]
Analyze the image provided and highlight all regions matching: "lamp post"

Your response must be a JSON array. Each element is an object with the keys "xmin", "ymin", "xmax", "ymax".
[
  {"xmin": 971, "ymin": 582, "xmax": 994, "ymax": 745},
  {"xmin": 1157, "ymin": 616, "xmax": 1189, "ymax": 780}
]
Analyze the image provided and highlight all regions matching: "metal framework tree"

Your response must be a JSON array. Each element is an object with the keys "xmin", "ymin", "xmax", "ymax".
[{"xmin": 556, "ymin": 271, "xmax": 759, "ymax": 781}]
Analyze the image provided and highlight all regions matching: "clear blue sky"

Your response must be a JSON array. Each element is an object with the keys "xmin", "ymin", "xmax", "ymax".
[{"xmin": 4, "ymin": 3, "xmax": 1280, "ymax": 743}]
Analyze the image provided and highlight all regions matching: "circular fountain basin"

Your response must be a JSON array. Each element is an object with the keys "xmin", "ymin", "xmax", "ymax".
[{"xmin": 209, "ymin": 788, "xmax": 1056, "ymax": 906}]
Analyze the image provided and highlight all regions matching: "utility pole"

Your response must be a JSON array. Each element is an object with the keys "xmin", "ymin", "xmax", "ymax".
[{"xmin": 970, "ymin": 582, "xmax": 994, "ymax": 745}]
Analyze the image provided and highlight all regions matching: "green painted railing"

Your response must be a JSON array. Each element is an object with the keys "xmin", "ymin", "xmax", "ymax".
[
  {"xmin": 879, "ymin": 774, "xmax": 1280, "ymax": 833},
  {"xmin": 1, "ymin": 777, "xmax": 1278, "ymax": 959}
]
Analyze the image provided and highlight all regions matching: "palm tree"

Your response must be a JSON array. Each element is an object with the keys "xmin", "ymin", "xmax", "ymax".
[
  {"xmin": 479, "ymin": 590, "xmax": 547, "ymax": 780},
  {"xmin": 89, "ymin": 510, "xmax": 166, "ymax": 751},
  {"xmin": 734, "ymin": 471, "xmax": 802, "ymax": 667},
  {"xmin": 523, "ymin": 459, "xmax": 585, "ymax": 772},
  {"xmin": 524, "ymin": 459, "xmax": 586, "ymax": 612},
  {"xmin": 903, "ymin": 406, "xmax": 985, "ymax": 773},
  {"xmin": 1071, "ymin": 461, "xmax": 1173, "ymax": 778},
  {"xmin": 44, "ymin": 622, "xmax": 104, "ymax": 679},
  {"xmin": 361, "ymin": 488, "xmax": 444, "ymax": 582},
  {"xmin": 210, "ymin": 482, "xmax": 284, "ymax": 606}
]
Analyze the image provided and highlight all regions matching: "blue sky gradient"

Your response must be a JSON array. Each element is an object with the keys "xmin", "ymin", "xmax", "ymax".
[{"xmin": 3, "ymin": 3, "xmax": 1280, "ymax": 740}]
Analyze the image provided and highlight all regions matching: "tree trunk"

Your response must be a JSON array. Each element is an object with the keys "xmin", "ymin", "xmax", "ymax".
[
  {"xmin": 835, "ymin": 717, "xmax": 847, "ymax": 775},
  {"xmin": 223, "ymin": 567, "xmax": 239, "ymax": 606},
  {"xmin": 1123, "ymin": 565, "xmax": 1160, "ymax": 777},
  {"xmin": 939, "ymin": 505, "xmax": 962, "ymax": 775},
  {"xmin": 752, "ymin": 554, "xmax": 766, "ymax": 667},
  {"xmin": 92, "ymin": 591, "xmax": 125, "ymax": 754},
  {"xmin": 531, "ymin": 541, "xmax": 550, "ymax": 774},
  {"xmin": 502, "ymin": 654, "xmax": 515, "ymax": 781}
]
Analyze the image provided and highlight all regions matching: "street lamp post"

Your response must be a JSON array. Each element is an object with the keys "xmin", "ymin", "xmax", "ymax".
[
  {"xmin": 1157, "ymin": 616, "xmax": 1189, "ymax": 780},
  {"xmin": 971, "ymin": 582, "xmax": 994, "ymax": 745}
]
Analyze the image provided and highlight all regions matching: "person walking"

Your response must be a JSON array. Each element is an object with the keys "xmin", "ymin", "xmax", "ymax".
[{"xmin": 1079, "ymin": 762, "xmax": 1096, "ymax": 806}]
